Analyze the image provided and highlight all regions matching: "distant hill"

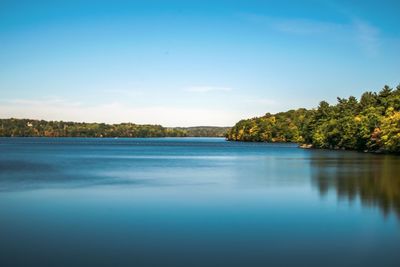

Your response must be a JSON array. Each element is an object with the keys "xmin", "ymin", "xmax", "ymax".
[
  {"xmin": 172, "ymin": 126, "xmax": 231, "ymax": 137},
  {"xmin": 0, "ymin": 119, "xmax": 230, "ymax": 138}
]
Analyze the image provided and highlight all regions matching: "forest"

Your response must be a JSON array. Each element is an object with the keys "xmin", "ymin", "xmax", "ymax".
[
  {"xmin": 0, "ymin": 119, "xmax": 229, "ymax": 138},
  {"xmin": 227, "ymin": 84, "xmax": 400, "ymax": 153}
]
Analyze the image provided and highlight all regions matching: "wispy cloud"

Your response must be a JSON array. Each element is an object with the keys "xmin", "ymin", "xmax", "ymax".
[
  {"xmin": 272, "ymin": 19, "xmax": 342, "ymax": 35},
  {"xmin": 243, "ymin": 14, "xmax": 344, "ymax": 35},
  {"xmin": 352, "ymin": 19, "xmax": 380, "ymax": 56},
  {"xmin": 242, "ymin": 14, "xmax": 381, "ymax": 56},
  {"xmin": 4, "ymin": 97, "xmax": 82, "ymax": 107},
  {"xmin": 185, "ymin": 86, "xmax": 233, "ymax": 93}
]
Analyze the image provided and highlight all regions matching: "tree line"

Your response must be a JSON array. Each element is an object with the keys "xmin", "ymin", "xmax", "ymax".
[
  {"xmin": 0, "ymin": 119, "xmax": 229, "ymax": 138},
  {"xmin": 227, "ymin": 84, "xmax": 400, "ymax": 153}
]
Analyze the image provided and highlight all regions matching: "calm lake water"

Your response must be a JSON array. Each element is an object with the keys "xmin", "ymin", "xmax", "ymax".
[{"xmin": 0, "ymin": 137, "xmax": 399, "ymax": 267}]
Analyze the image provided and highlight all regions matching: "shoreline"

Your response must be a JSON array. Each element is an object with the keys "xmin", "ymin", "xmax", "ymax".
[{"xmin": 226, "ymin": 139, "xmax": 399, "ymax": 155}]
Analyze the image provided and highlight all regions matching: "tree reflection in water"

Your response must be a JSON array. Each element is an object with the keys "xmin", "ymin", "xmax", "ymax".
[{"xmin": 310, "ymin": 151, "xmax": 400, "ymax": 218}]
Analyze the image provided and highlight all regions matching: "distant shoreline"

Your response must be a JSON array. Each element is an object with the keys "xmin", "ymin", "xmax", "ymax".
[{"xmin": 0, "ymin": 118, "xmax": 231, "ymax": 138}]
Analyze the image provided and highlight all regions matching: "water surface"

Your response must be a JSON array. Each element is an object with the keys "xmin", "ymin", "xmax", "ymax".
[{"xmin": 0, "ymin": 138, "xmax": 399, "ymax": 267}]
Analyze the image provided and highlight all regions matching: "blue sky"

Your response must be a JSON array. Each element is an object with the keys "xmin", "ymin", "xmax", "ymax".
[{"xmin": 0, "ymin": 0, "xmax": 399, "ymax": 126}]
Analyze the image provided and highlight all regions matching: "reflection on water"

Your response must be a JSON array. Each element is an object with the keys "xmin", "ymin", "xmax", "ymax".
[
  {"xmin": 1, "ymin": 138, "xmax": 400, "ymax": 267},
  {"xmin": 310, "ymin": 151, "xmax": 400, "ymax": 218}
]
